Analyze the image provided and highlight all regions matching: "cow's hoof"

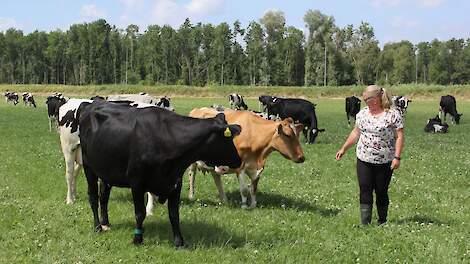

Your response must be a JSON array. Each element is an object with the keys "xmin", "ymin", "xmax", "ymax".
[
  {"xmin": 101, "ymin": 225, "xmax": 111, "ymax": 231},
  {"xmin": 66, "ymin": 199, "xmax": 74, "ymax": 205},
  {"xmin": 241, "ymin": 204, "xmax": 248, "ymax": 209},
  {"xmin": 146, "ymin": 210, "xmax": 153, "ymax": 216},
  {"xmin": 175, "ymin": 245, "xmax": 186, "ymax": 250},
  {"xmin": 133, "ymin": 235, "xmax": 143, "ymax": 245},
  {"xmin": 94, "ymin": 225, "xmax": 103, "ymax": 233}
]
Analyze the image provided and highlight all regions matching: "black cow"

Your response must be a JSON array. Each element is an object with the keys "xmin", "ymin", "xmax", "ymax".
[
  {"xmin": 46, "ymin": 94, "xmax": 67, "ymax": 132},
  {"xmin": 258, "ymin": 95, "xmax": 275, "ymax": 112},
  {"xmin": 261, "ymin": 96, "xmax": 324, "ymax": 144},
  {"xmin": 393, "ymin": 96, "xmax": 412, "ymax": 114},
  {"xmin": 78, "ymin": 101, "xmax": 242, "ymax": 248},
  {"xmin": 228, "ymin": 93, "xmax": 248, "ymax": 110},
  {"xmin": 4, "ymin": 92, "xmax": 19, "ymax": 105},
  {"xmin": 424, "ymin": 115, "xmax": 449, "ymax": 133},
  {"xmin": 345, "ymin": 96, "xmax": 361, "ymax": 126},
  {"xmin": 440, "ymin": 95, "xmax": 462, "ymax": 124}
]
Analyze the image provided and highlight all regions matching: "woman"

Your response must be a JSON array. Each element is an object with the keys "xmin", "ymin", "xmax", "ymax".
[{"xmin": 336, "ymin": 85, "xmax": 404, "ymax": 225}]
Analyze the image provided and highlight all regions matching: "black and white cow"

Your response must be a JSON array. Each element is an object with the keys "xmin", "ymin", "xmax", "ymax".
[
  {"xmin": 4, "ymin": 92, "xmax": 19, "ymax": 105},
  {"xmin": 155, "ymin": 96, "xmax": 174, "ymax": 111},
  {"xmin": 107, "ymin": 93, "xmax": 156, "ymax": 104},
  {"xmin": 78, "ymin": 100, "xmax": 242, "ymax": 247},
  {"xmin": 345, "ymin": 96, "xmax": 361, "ymax": 126},
  {"xmin": 393, "ymin": 96, "xmax": 412, "ymax": 114},
  {"xmin": 22, "ymin": 93, "xmax": 37, "ymax": 108},
  {"xmin": 424, "ymin": 115, "xmax": 449, "ymax": 133},
  {"xmin": 228, "ymin": 93, "xmax": 248, "ymax": 110},
  {"xmin": 440, "ymin": 95, "xmax": 462, "ymax": 124},
  {"xmin": 46, "ymin": 94, "xmax": 68, "ymax": 131},
  {"xmin": 259, "ymin": 96, "xmax": 324, "ymax": 144}
]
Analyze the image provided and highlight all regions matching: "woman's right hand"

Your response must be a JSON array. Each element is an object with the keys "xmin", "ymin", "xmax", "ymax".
[{"xmin": 335, "ymin": 148, "xmax": 345, "ymax": 160}]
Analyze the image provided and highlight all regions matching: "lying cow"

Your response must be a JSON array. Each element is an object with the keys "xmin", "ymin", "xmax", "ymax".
[
  {"xmin": 424, "ymin": 115, "xmax": 449, "ymax": 133},
  {"xmin": 228, "ymin": 93, "xmax": 248, "ymax": 110},
  {"xmin": 107, "ymin": 93, "xmax": 155, "ymax": 104},
  {"xmin": 4, "ymin": 92, "xmax": 19, "ymax": 105},
  {"xmin": 79, "ymin": 100, "xmax": 242, "ymax": 247},
  {"xmin": 345, "ymin": 96, "xmax": 361, "ymax": 126},
  {"xmin": 393, "ymin": 96, "xmax": 412, "ymax": 115},
  {"xmin": 440, "ymin": 95, "xmax": 462, "ymax": 124},
  {"xmin": 46, "ymin": 94, "xmax": 68, "ymax": 132},
  {"xmin": 260, "ymin": 96, "xmax": 324, "ymax": 144},
  {"xmin": 184, "ymin": 107, "xmax": 305, "ymax": 209}
]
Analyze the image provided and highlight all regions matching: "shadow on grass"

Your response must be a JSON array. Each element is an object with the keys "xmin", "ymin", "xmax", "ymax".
[
  {"xmin": 110, "ymin": 219, "xmax": 245, "ymax": 249},
  {"xmin": 391, "ymin": 214, "xmax": 453, "ymax": 225},
  {"xmin": 182, "ymin": 191, "xmax": 340, "ymax": 217}
]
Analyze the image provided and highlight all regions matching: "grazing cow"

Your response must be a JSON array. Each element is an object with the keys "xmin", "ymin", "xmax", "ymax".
[
  {"xmin": 22, "ymin": 93, "xmax": 37, "ymax": 108},
  {"xmin": 78, "ymin": 101, "xmax": 242, "ymax": 247},
  {"xmin": 258, "ymin": 95, "xmax": 275, "ymax": 112},
  {"xmin": 4, "ymin": 92, "xmax": 19, "ymax": 105},
  {"xmin": 46, "ymin": 94, "xmax": 67, "ymax": 131},
  {"xmin": 440, "ymin": 95, "xmax": 462, "ymax": 124},
  {"xmin": 228, "ymin": 93, "xmax": 248, "ymax": 110},
  {"xmin": 183, "ymin": 107, "xmax": 305, "ymax": 209},
  {"xmin": 424, "ymin": 115, "xmax": 449, "ymax": 133},
  {"xmin": 107, "ymin": 93, "xmax": 156, "ymax": 104},
  {"xmin": 345, "ymin": 96, "xmax": 361, "ymax": 126},
  {"xmin": 393, "ymin": 96, "xmax": 412, "ymax": 114},
  {"xmin": 260, "ymin": 96, "xmax": 324, "ymax": 144}
]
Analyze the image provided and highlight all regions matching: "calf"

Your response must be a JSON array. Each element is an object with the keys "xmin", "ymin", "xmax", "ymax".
[
  {"xmin": 424, "ymin": 115, "xmax": 449, "ymax": 133},
  {"xmin": 261, "ymin": 96, "xmax": 324, "ymax": 144},
  {"xmin": 228, "ymin": 93, "xmax": 248, "ymax": 110},
  {"xmin": 440, "ymin": 95, "xmax": 462, "ymax": 124},
  {"xmin": 79, "ymin": 101, "xmax": 242, "ymax": 247},
  {"xmin": 345, "ymin": 96, "xmax": 361, "ymax": 126},
  {"xmin": 183, "ymin": 108, "xmax": 305, "ymax": 209},
  {"xmin": 4, "ymin": 92, "xmax": 19, "ymax": 105},
  {"xmin": 393, "ymin": 96, "xmax": 412, "ymax": 114}
]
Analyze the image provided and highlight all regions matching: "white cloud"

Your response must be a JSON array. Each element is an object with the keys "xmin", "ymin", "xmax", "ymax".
[
  {"xmin": 371, "ymin": 0, "xmax": 444, "ymax": 8},
  {"xmin": 148, "ymin": 0, "xmax": 224, "ymax": 27},
  {"xmin": 185, "ymin": 0, "xmax": 223, "ymax": 16},
  {"xmin": 80, "ymin": 4, "xmax": 106, "ymax": 20},
  {"xmin": 0, "ymin": 17, "xmax": 17, "ymax": 31}
]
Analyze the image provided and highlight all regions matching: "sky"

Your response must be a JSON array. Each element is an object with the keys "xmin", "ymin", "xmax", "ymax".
[{"xmin": 0, "ymin": 0, "xmax": 469, "ymax": 46}]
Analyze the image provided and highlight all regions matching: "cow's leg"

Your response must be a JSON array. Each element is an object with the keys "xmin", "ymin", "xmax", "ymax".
[
  {"xmin": 248, "ymin": 170, "xmax": 261, "ymax": 209},
  {"xmin": 63, "ymin": 149, "xmax": 76, "ymax": 204},
  {"xmin": 211, "ymin": 172, "xmax": 227, "ymax": 202},
  {"xmin": 302, "ymin": 128, "xmax": 309, "ymax": 143},
  {"xmin": 188, "ymin": 163, "xmax": 197, "ymax": 200},
  {"xmin": 131, "ymin": 184, "xmax": 146, "ymax": 245},
  {"xmin": 168, "ymin": 177, "xmax": 184, "ymax": 249},
  {"xmin": 98, "ymin": 180, "xmax": 112, "ymax": 230},
  {"xmin": 49, "ymin": 118, "xmax": 53, "ymax": 132},
  {"xmin": 347, "ymin": 114, "xmax": 351, "ymax": 127},
  {"xmin": 308, "ymin": 128, "xmax": 315, "ymax": 144},
  {"xmin": 146, "ymin": 193, "xmax": 156, "ymax": 216},
  {"xmin": 83, "ymin": 165, "xmax": 101, "ymax": 232},
  {"xmin": 237, "ymin": 171, "xmax": 250, "ymax": 209}
]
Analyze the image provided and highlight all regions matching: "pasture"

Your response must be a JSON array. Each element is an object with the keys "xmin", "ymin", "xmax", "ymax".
[{"xmin": 0, "ymin": 95, "xmax": 469, "ymax": 263}]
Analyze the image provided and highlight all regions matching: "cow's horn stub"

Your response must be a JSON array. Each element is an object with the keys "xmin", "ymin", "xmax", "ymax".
[{"xmin": 224, "ymin": 127, "xmax": 232, "ymax": 137}]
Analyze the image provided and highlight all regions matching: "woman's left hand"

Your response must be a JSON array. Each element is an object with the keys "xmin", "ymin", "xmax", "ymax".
[{"xmin": 391, "ymin": 159, "xmax": 400, "ymax": 170}]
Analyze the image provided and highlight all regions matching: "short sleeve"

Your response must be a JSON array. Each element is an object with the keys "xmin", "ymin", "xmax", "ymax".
[
  {"xmin": 392, "ymin": 110, "xmax": 404, "ymax": 130},
  {"xmin": 355, "ymin": 109, "xmax": 365, "ymax": 128}
]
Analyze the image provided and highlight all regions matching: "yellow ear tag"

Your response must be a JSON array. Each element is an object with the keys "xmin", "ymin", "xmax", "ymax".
[{"xmin": 224, "ymin": 127, "xmax": 232, "ymax": 137}]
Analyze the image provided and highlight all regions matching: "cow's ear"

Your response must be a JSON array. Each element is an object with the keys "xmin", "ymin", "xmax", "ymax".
[
  {"xmin": 215, "ymin": 113, "xmax": 226, "ymax": 123},
  {"xmin": 277, "ymin": 124, "xmax": 285, "ymax": 136},
  {"xmin": 294, "ymin": 123, "xmax": 304, "ymax": 134},
  {"xmin": 228, "ymin": 124, "xmax": 241, "ymax": 137},
  {"xmin": 284, "ymin": 117, "xmax": 294, "ymax": 123}
]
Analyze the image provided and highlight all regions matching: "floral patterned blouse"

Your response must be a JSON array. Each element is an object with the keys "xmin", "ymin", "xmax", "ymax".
[{"xmin": 355, "ymin": 107, "xmax": 404, "ymax": 164}]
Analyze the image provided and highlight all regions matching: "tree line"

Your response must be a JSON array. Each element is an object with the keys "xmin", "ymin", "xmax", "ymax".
[{"xmin": 0, "ymin": 10, "xmax": 469, "ymax": 86}]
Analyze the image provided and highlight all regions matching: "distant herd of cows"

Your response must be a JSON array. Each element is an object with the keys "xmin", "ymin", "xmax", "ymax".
[{"xmin": 2, "ymin": 90, "xmax": 463, "ymax": 248}]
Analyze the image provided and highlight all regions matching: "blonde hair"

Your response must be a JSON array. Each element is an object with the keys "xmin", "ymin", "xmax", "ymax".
[{"xmin": 364, "ymin": 85, "xmax": 392, "ymax": 110}]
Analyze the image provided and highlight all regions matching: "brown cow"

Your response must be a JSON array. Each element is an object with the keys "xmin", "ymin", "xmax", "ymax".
[{"xmin": 185, "ymin": 107, "xmax": 305, "ymax": 209}]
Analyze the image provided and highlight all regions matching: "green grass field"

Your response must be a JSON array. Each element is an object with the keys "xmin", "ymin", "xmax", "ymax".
[{"xmin": 0, "ymin": 95, "xmax": 469, "ymax": 263}]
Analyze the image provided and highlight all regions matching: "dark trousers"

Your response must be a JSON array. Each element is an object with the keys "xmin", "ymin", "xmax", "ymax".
[{"xmin": 356, "ymin": 158, "xmax": 393, "ymax": 206}]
